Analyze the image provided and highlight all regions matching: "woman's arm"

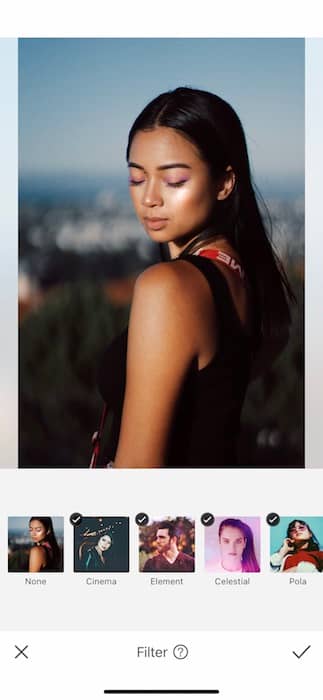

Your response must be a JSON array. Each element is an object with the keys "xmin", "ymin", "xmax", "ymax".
[
  {"xmin": 270, "ymin": 538, "xmax": 294, "ymax": 569},
  {"xmin": 113, "ymin": 262, "xmax": 203, "ymax": 468},
  {"xmin": 29, "ymin": 546, "xmax": 46, "ymax": 572}
]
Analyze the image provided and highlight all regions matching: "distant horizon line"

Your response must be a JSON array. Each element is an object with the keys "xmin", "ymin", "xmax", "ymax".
[
  {"xmin": 19, "ymin": 169, "xmax": 305, "ymax": 180},
  {"xmin": 19, "ymin": 170, "xmax": 305, "ymax": 200}
]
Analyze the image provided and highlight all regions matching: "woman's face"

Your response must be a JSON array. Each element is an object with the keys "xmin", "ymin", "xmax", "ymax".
[
  {"xmin": 219, "ymin": 526, "xmax": 247, "ymax": 562},
  {"xmin": 128, "ymin": 126, "xmax": 218, "ymax": 256},
  {"xmin": 29, "ymin": 519, "xmax": 48, "ymax": 543},
  {"xmin": 97, "ymin": 535, "xmax": 112, "ymax": 552},
  {"xmin": 288, "ymin": 522, "xmax": 311, "ymax": 543}
]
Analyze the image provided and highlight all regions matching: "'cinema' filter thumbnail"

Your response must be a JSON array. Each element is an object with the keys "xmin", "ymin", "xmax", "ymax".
[
  {"xmin": 139, "ymin": 516, "xmax": 195, "ymax": 573},
  {"xmin": 73, "ymin": 516, "xmax": 129, "ymax": 572}
]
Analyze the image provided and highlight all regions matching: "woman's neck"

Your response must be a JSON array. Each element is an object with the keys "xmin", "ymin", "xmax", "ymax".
[
  {"xmin": 295, "ymin": 542, "xmax": 309, "ymax": 551},
  {"xmin": 168, "ymin": 232, "xmax": 233, "ymax": 260}
]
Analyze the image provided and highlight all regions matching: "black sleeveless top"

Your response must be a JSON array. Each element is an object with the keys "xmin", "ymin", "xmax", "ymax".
[{"xmin": 97, "ymin": 254, "xmax": 252, "ymax": 467}]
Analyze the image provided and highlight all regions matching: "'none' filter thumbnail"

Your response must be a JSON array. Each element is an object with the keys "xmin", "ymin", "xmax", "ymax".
[
  {"xmin": 8, "ymin": 516, "xmax": 64, "ymax": 572},
  {"xmin": 270, "ymin": 517, "xmax": 323, "ymax": 572},
  {"xmin": 74, "ymin": 517, "xmax": 129, "ymax": 572},
  {"xmin": 139, "ymin": 516, "xmax": 195, "ymax": 572},
  {"xmin": 205, "ymin": 517, "xmax": 261, "ymax": 573}
]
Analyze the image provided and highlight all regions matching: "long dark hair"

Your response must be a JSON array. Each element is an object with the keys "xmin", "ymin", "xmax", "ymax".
[
  {"xmin": 218, "ymin": 518, "xmax": 260, "ymax": 572},
  {"xmin": 286, "ymin": 519, "xmax": 320, "ymax": 552},
  {"xmin": 29, "ymin": 516, "xmax": 61, "ymax": 569},
  {"xmin": 126, "ymin": 86, "xmax": 295, "ymax": 343}
]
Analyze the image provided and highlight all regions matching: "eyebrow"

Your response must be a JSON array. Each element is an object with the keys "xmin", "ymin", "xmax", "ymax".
[{"xmin": 128, "ymin": 161, "xmax": 191, "ymax": 171}]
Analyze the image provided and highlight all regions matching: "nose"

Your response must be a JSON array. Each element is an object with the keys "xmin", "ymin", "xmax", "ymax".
[{"xmin": 142, "ymin": 179, "xmax": 163, "ymax": 207}]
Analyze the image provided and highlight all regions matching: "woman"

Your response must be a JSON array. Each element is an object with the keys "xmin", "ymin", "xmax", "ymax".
[
  {"xmin": 79, "ymin": 533, "xmax": 113, "ymax": 571},
  {"xmin": 28, "ymin": 517, "xmax": 62, "ymax": 572},
  {"xmin": 207, "ymin": 518, "xmax": 260, "ymax": 573},
  {"xmin": 270, "ymin": 520, "xmax": 323, "ymax": 572},
  {"xmin": 97, "ymin": 87, "xmax": 294, "ymax": 468}
]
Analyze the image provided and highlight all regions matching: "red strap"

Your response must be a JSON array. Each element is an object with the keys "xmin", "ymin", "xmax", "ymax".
[
  {"xmin": 89, "ymin": 403, "xmax": 108, "ymax": 468},
  {"xmin": 198, "ymin": 248, "xmax": 245, "ymax": 280}
]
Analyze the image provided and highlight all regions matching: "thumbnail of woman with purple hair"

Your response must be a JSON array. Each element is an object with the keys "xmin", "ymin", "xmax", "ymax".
[{"xmin": 208, "ymin": 518, "xmax": 260, "ymax": 573}]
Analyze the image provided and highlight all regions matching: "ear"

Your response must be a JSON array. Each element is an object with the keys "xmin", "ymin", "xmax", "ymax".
[{"xmin": 216, "ymin": 166, "xmax": 236, "ymax": 201}]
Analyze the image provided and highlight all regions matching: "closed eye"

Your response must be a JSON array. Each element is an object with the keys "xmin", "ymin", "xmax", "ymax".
[
  {"xmin": 129, "ymin": 179, "xmax": 187, "ymax": 187},
  {"xmin": 129, "ymin": 178, "xmax": 144, "ymax": 186},
  {"xmin": 166, "ymin": 180, "xmax": 188, "ymax": 187}
]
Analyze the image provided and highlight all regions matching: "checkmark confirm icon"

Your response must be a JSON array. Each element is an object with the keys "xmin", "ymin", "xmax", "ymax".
[{"xmin": 293, "ymin": 645, "xmax": 311, "ymax": 659}]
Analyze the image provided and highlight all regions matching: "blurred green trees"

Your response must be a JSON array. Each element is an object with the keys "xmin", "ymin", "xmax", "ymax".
[{"xmin": 20, "ymin": 283, "xmax": 128, "ymax": 466}]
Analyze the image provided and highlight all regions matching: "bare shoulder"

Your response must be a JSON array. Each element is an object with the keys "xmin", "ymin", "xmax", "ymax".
[
  {"xmin": 135, "ymin": 260, "xmax": 194, "ymax": 291},
  {"xmin": 134, "ymin": 260, "xmax": 212, "ymax": 312},
  {"xmin": 29, "ymin": 546, "xmax": 45, "ymax": 565},
  {"xmin": 128, "ymin": 260, "xmax": 211, "ymax": 361},
  {"xmin": 129, "ymin": 260, "xmax": 217, "ymax": 364}
]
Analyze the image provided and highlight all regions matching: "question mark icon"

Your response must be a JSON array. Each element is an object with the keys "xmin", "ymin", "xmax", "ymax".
[{"xmin": 173, "ymin": 644, "xmax": 189, "ymax": 660}]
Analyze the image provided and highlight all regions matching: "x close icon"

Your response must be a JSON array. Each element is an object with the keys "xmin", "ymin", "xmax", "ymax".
[{"xmin": 14, "ymin": 645, "xmax": 29, "ymax": 659}]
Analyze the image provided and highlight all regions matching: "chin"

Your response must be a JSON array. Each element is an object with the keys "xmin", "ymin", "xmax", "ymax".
[{"xmin": 143, "ymin": 229, "xmax": 172, "ymax": 245}]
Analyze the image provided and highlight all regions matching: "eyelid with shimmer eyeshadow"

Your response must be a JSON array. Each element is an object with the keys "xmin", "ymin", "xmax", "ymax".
[{"xmin": 128, "ymin": 177, "xmax": 189, "ymax": 187}]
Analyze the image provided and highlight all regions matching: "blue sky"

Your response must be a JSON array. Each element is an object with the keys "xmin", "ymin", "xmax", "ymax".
[
  {"xmin": 8, "ymin": 516, "xmax": 64, "ymax": 535},
  {"xmin": 19, "ymin": 38, "xmax": 304, "ymax": 190}
]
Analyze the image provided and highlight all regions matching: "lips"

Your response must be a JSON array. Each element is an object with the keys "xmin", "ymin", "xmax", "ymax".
[{"xmin": 144, "ymin": 217, "xmax": 168, "ymax": 230}]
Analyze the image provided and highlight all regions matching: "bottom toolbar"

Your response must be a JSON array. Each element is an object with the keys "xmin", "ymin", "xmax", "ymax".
[{"xmin": 1, "ymin": 631, "xmax": 320, "ymax": 700}]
